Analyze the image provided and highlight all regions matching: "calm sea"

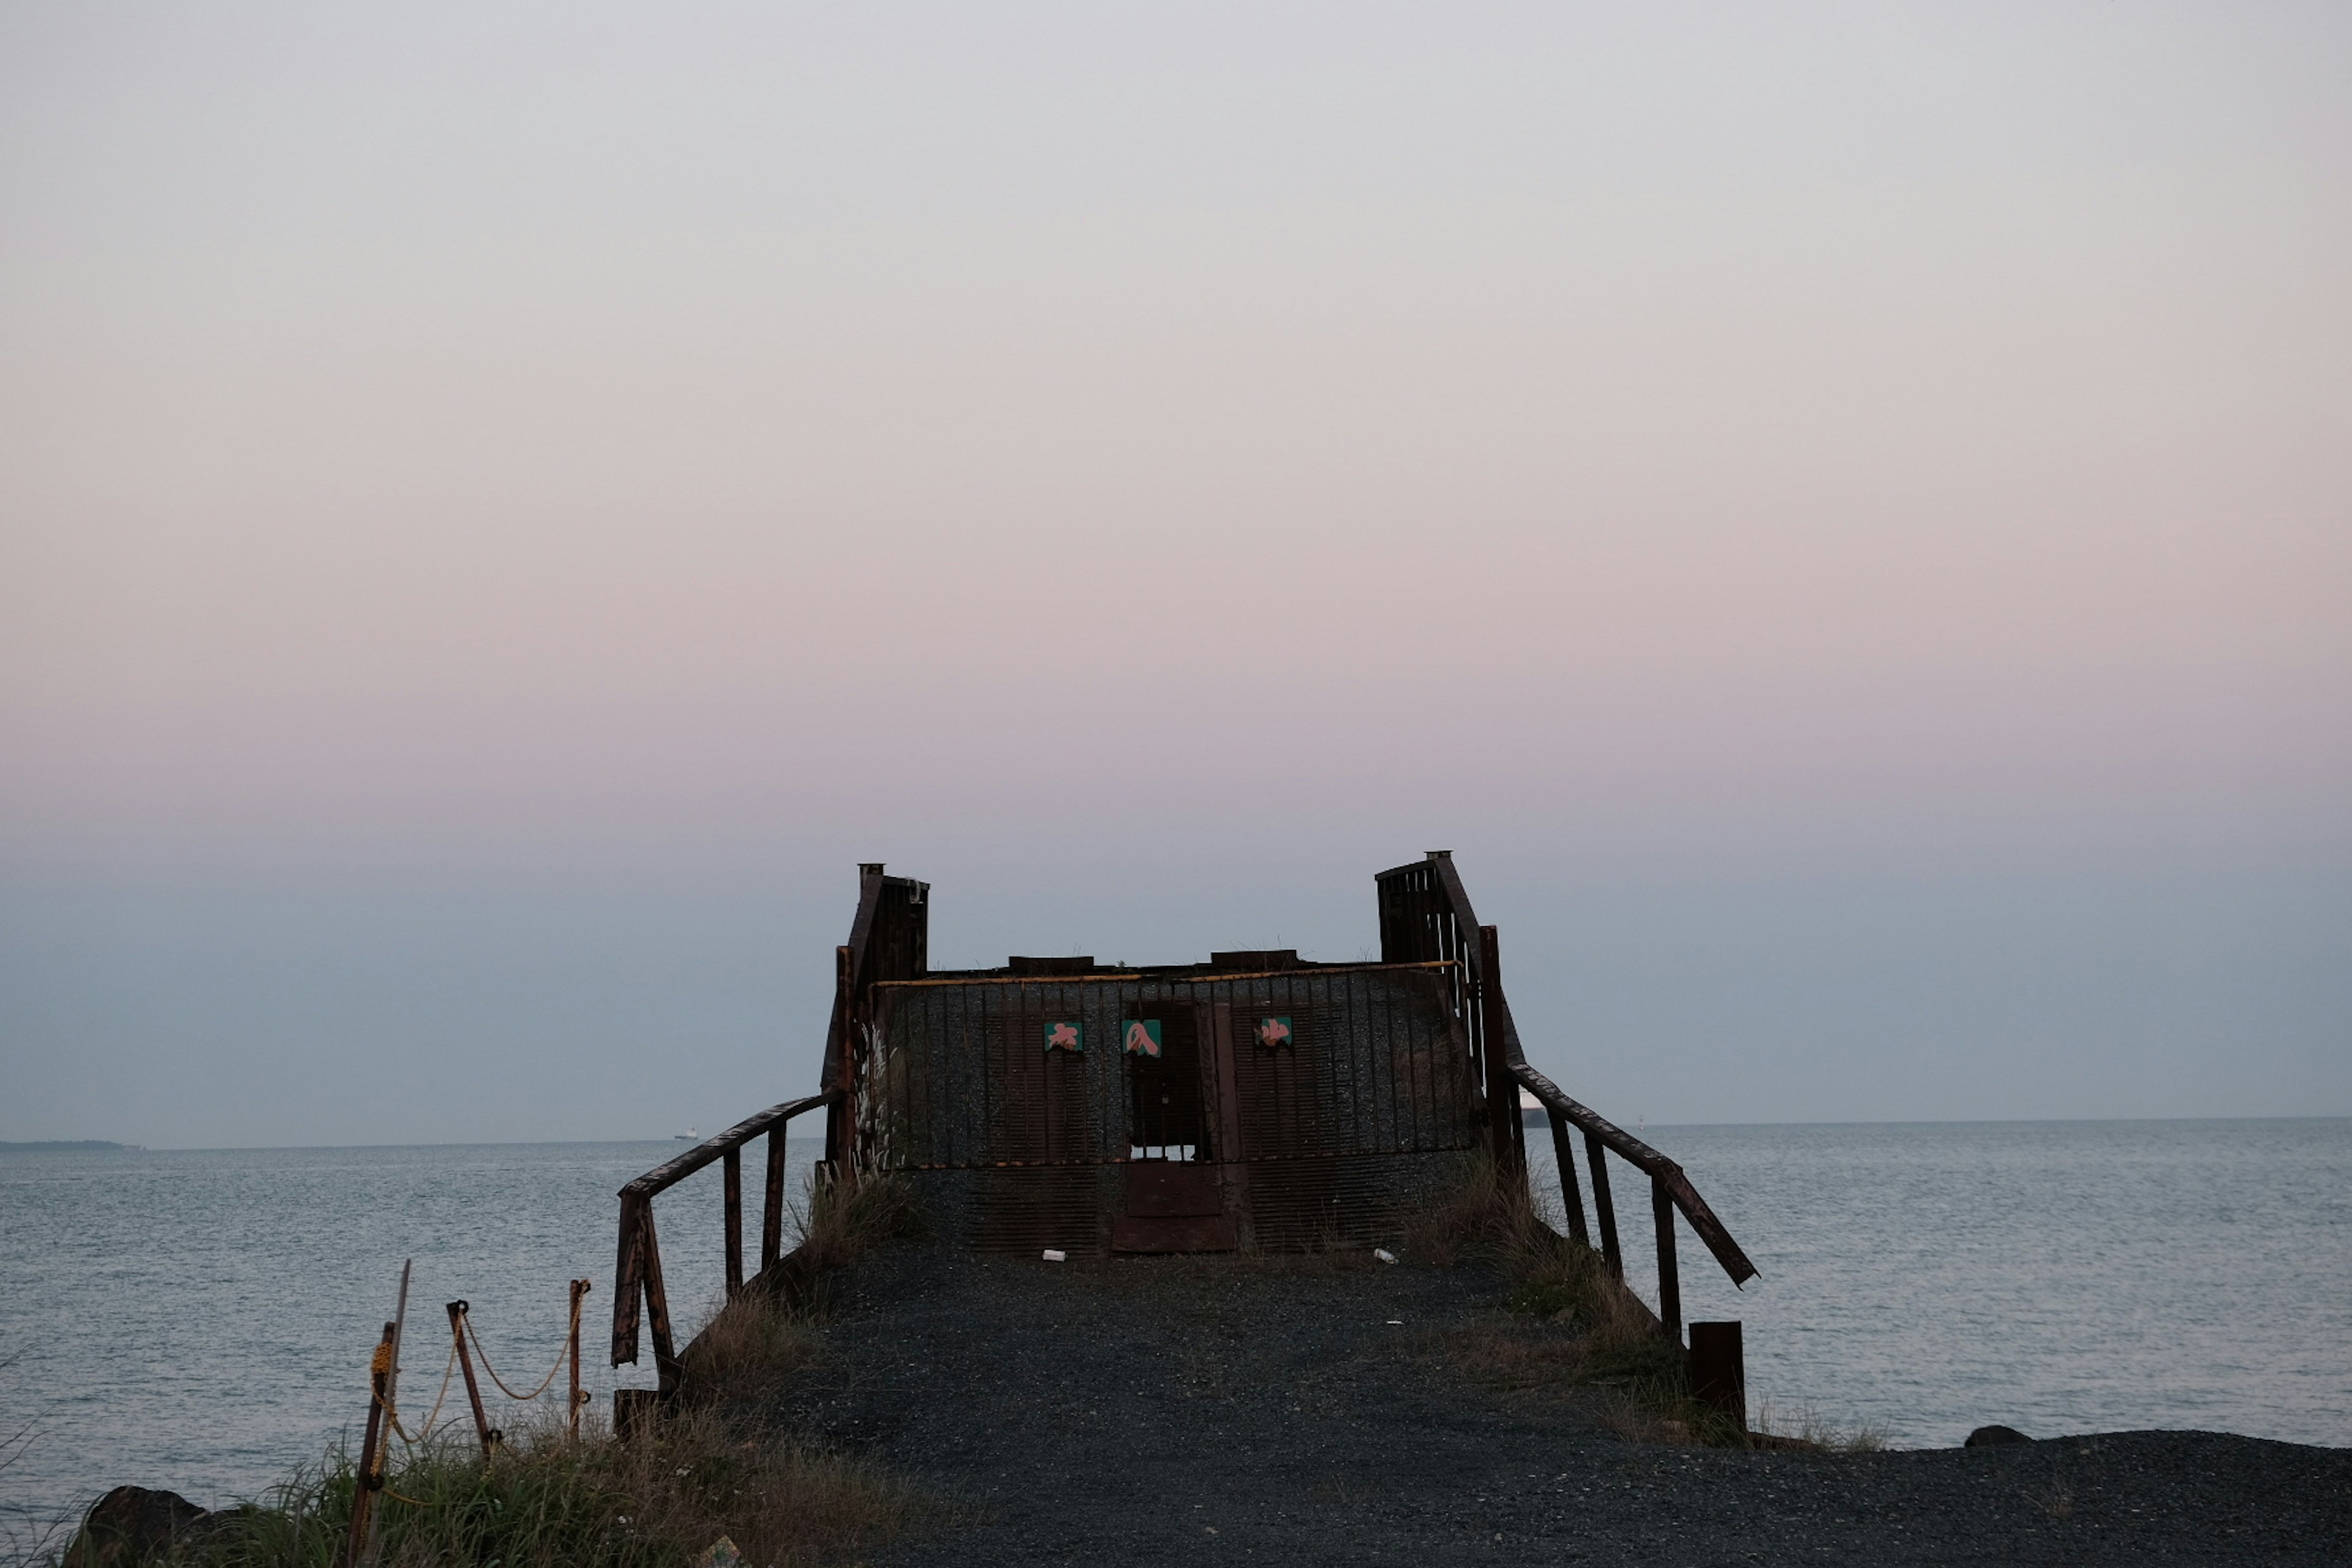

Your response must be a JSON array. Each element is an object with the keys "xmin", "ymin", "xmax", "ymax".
[{"xmin": 3, "ymin": 1120, "xmax": 2347, "ymax": 1542}]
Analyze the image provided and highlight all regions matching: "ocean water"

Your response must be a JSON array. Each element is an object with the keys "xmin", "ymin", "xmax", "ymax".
[
  {"xmin": 1531, "ymin": 1118, "xmax": 2352, "ymax": 1451},
  {"xmin": 0, "ymin": 1139, "xmax": 818, "ymax": 1549},
  {"xmin": 2, "ymin": 1120, "xmax": 2347, "ymax": 1543}
]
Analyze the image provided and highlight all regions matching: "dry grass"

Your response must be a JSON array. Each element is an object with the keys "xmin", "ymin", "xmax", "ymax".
[
  {"xmin": 1408, "ymin": 1153, "xmax": 1877, "ymax": 1453},
  {"xmin": 140, "ymin": 1177, "xmax": 942, "ymax": 1568},
  {"xmin": 679, "ymin": 1292, "xmax": 821, "ymax": 1397},
  {"xmin": 785, "ymin": 1172, "xmax": 925, "ymax": 1278},
  {"xmin": 1746, "ymin": 1397, "xmax": 1892, "ymax": 1455},
  {"xmin": 190, "ymin": 1402, "xmax": 937, "ymax": 1568}
]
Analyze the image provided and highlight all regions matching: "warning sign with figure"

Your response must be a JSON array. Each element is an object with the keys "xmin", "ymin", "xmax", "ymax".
[
  {"xmin": 1254, "ymin": 1016, "xmax": 1293, "ymax": 1049},
  {"xmin": 1044, "ymin": 1020, "xmax": 1084, "ymax": 1053},
  {"xmin": 1122, "ymin": 1019, "xmax": 1163, "ymax": 1057}
]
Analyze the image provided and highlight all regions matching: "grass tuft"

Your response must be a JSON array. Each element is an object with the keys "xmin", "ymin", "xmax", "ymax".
[
  {"xmin": 787, "ymin": 1172, "xmax": 925, "ymax": 1278},
  {"xmin": 192, "ymin": 1404, "xmax": 935, "ymax": 1568},
  {"xmin": 1404, "ymin": 1154, "xmax": 1883, "ymax": 1453}
]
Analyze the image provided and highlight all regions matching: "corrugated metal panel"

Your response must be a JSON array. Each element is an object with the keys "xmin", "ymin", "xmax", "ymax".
[
  {"xmin": 1246, "ymin": 1153, "xmax": 1423, "ymax": 1251},
  {"xmin": 971, "ymin": 1166, "xmax": 1104, "ymax": 1256}
]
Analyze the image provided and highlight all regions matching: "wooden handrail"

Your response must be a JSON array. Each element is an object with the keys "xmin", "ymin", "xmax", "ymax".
[
  {"xmin": 1401, "ymin": 851, "xmax": 1760, "ymax": 1292},
  {"xmin": 1512, "ymin": 1062, "xmax": 1758, "ymax": 1287},
  {"xmin": 612, "ymin": 1089, "xmax": 841, "ymax": 1382},
  {"xmin": 620, "ymin": 1091, "xmax": 840, "ymax": 1199}
]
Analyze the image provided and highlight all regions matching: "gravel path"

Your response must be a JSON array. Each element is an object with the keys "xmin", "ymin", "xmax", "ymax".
[{"xmin": 745, "ymin": 1241, "xmax": 2349, "ymax": 1567}]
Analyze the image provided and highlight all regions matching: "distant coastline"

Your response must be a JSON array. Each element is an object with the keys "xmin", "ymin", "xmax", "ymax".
[{"xmin": 0, "ymin": 1139, "xmax": 141, "ymax": 1151}]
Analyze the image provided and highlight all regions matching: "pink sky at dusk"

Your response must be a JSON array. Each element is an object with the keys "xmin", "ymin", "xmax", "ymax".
[{"xmin": 2, "ymin": 4, "xmax": 2346, "ymax": 1144}]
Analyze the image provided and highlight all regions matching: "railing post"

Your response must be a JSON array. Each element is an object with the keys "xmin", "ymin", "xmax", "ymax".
[
  {"xmin": 1545, "ymin": 1106, "xmax": 1591, "ymax": 1248},
  {"xmin": 761, "ymin": 1126, "xmax": 787, "ymax": 1272},
  {"xmin": 723, "ymin": 1147, "xmax": 744, "ymax": 1297},
  {"xmin": 1652, "ymin": 1175, "xmax": 1681, "ymax": 1342},
  {"xmin": 1689, "ymin": 1321, "xmax": 1746, "ymax": 1432},
  {"xmin": 1584, "ymin": 1129, "xmax": 1623, "ymax": 1278},
  {"xmin": 1476, "ymin": 925, "xmax": 1521, "ymax": 1178},
  {"xmin": 639, "ymin": 1198, "xmax": 679, "ymax": 1393},
  {"xmin": 824, "ymin": 944, "xmax": 858, "ymax": 1180},
  {"xmin": 448, "ymin": 1301, "xmax": 498, "ymax": 1458},
  {"xmin": 568, "ymin": 1279, "xmax": 588, "ymax": 1443},
  {"xmin": 611, "ymin": 1194, "xmax": 644, "ymax": 1367}
]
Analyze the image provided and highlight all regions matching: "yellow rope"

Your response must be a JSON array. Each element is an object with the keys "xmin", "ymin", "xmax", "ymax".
[
  {"xmin": 383, "ymin": 1335, "xmax": 461, "ymax": 1448},
  {"xmin": 460, "ymin": 1294, "xmax": 580, "ymax": 1403},
  {"xmin": 380, "ymin": 1485, "xmax": 429, "ymax": 1506}
]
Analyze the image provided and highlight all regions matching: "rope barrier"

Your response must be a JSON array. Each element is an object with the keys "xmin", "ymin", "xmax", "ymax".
[
  {"xmin": 459, "ymin": 1292, "xmax": 581, "ymax": 1403},
  {"xmin": 379, "ymin": 1335, "xmax": 461, "ymax": 1449}
]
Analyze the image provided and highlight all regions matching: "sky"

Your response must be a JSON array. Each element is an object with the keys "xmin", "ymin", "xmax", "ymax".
[{"xmin": 2, "ymin": 2, "xmax": 2347, "ymax": 1147}]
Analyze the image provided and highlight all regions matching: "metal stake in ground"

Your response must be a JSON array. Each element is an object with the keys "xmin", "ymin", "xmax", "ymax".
[
  {"xmin": 343, "ymin": 1321, "xmax": 395, "ymax": 1568},
  {"xmin": 358, "ymin": 1260, "xmax": 412, "ymax": 1568},
  {"xmin": 448, "ymin": 1302, "xmax": 499, "ymax": 1458},
  {"xmin": 568, "ymin": 1279, "xmax": 590, "ymax": 1443}
]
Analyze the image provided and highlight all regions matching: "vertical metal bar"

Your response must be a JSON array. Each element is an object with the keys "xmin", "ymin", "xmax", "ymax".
[
  {"xmin": 723, "ymin": 1147, "xmax": 744, "ymax": 1297},
  {"xmin": 1211, "ymin": 1001, "xmax": 1250, "ymax": 1241},
  {"xmin": 823, "ymin": 944, "xmax": 854, "ymax": 1177},
  {"xmin": 1546, "ymin": 1107, "xmax": 1591, "ymax": 1247},
  {"xmin": 1476, "ymin": 926, "xmax": 1520, "ymax": 1176},
  {"xmin": 568, "ymin": 1279, "xmax": 587, "ymax": 1443},
  {"xmin": 1653, "ymin": 1175, "xmax": 1681, "ymax": 1342},
  {"xmin": 612, "ymin": 1194, "xmax": 644, "ymax": 1366},
  {"xmin": 761, "ymin": 1127, "xmax": 786, "ymax": 1272},
  {"xmin": 1688, "ymin": 1321, "xmax": 1745, "ymax": 1431},
  {"xmin": 345, "ymin": 1322, "xmax": 393, "ymax": 1567},
  {"xmin": 449, "ymin": 1302, "xmax": 496, "ymax": 1457},
  {"xmin": 1585, "ymin": 1130, "xmax": 1623, "ymax": 1278},
  {"xmin": 639, "ymin": 1198, "xmax": 679, "ymax": 1393}
]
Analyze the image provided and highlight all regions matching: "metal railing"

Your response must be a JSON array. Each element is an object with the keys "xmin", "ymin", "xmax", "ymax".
[
  {"xmin": 1376, "ymin": 851, "xmax": 1758, "ymax": 1337},
  {"xmin": 614, "ymin": 853, "xmax": 1755, "ymax": 1395},
  {"xmin": 610, "ymin": 864, "xmax": 924, "ymax": 1392},
  {"xmin": 608, "ymin": 1090, "xmax": 838, "ymax": 1390}
]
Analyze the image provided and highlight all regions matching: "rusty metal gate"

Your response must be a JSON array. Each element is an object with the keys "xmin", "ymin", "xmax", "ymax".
[{"xmin": 860, "ymin": 963, "xmax": 1482, "ymax": 1254}]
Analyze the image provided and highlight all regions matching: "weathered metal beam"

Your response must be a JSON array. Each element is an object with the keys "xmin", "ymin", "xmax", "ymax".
[
  {"xmin": 639, "ymin": 1196, "xmax": 678, "ymax": 1393},
  {"xmin": 761, "ymin": 1126, "xmax": 787, "ymax": 1272},
  {"xmin": 723, "ymin": 1148, "xmax": 743, "ymax": 1297},
  {"xmin": 611, "ymin": 1194, "xmax": 643, "ymax": 1366},
  {"xmin": 1652, "ymin": 1176, "xmax": 1681, "ymax": 1342},
  {"xmin": 1476, "ymin": 925, "xmax": 1521, "ymax": 1176},
  {"xmin": 1584, "ymin": 1129, "xmax": 1623, "ymax": 1279},
  {"xmin": 1545, "ymin": 1106, "xmax": 1591, "ymax": 1248},
  {"xmin": 620, "ymin": 1091, "xmax": 837, "ymax": 1200},
  {"xmin": 1514, "ymin": 1062, "xmax": 1758, "ymax": 1288}
]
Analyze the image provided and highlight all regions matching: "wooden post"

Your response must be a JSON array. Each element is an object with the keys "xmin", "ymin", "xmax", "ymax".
[
  {"xmin": 761, "ymin": 1127, "xmax": 787, "ymax": 1272},
  {"xmin": 1652, "ymin": 1176, "xmax": 1681, "ymax": 1342},
  {"xmin": 1475, "ymin": 927, "xmax": 1521, "ymax": 1177},
  {"xmin": 567, "ymin": 1280, "xmax": 589, "ymax": 1442},
  {"xmin": 639, "ymin": 1198, "xmax": 679, "ymax": 1393},
  {"xmin": 723, "ymin": 1147, "xmax": 744, "ymax": 1297},
  {"xmin": 448, "ymin": 1302, "xmax": 497, "ymax": 1458},
  {"xmin": 360, "ymin": 1261, "xmax": 410, "ymax": 1568},
  {"xmin": 824, "ymin": 945, "xmax": 859, "ymax": 1182},
  {"xmin": 1584, "ymin": 1130, "xmax": 1623, "ymax": 1279},
  {"xmin": 344, "ymin": 1322, "xmax": 394, "ymax": 1568},
  {"xmin": 1545, "ymin": 1107, "xmax": 1591, "ymax": 1248},
  {"xmin": 612, "ymin": 1194, "xmax": 644, "ymax": 1368},
  {"xmin": 1688, "ymin": 1321, "xmax": 1745, "ymax": 1432}
]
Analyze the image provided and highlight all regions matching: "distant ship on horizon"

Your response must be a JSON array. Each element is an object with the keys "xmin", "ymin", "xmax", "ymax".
[{"xmin": 673, "ymin": 1126, "xmax": 698, "ymax": 1141}]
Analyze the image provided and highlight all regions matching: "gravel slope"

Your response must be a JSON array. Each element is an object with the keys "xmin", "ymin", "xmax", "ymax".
[{"xmin": 742, "ymin": 1241, "xmax": 2349, "ymax": 1567}]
